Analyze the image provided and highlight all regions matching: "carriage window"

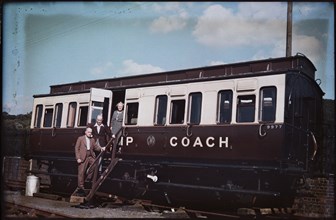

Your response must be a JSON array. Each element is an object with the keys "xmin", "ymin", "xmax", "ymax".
[
  {"xmin": 125, "ymin": 102, "xmax": 139, "ymax": 125},
  {"xmin": 90, "ymin": 101, "xmax": 103, "ymax": 124},
  {"xmin": 34, "ymin": 104, "xmax": 43, "ymax": 128},
  {"xmin": 78, "ymin": 105, "xmax": 88, "ymax": 127},
  {"xmin": 170, "ymin": 99, "xmax": 185, "ymax": 124},
  {"xmin": 53, "ymin": 103, "xmax": 63, "ymax": 128},
  {"xmin": 43, "ymin": 108, "xmax": 54, "ymax": 127},
  {"xmin": 217, "ymin": 90, "xmax": 233, "ymax": 123},
  {"xmin": 67, "ymin": 102, "xmax": 77, "ymax": 127},
  {"xmin": 188, "ymin": 93, "xmax": 202, "ymax": 124},
  {"xmin": 259, "ymin": 87, "xmax": 276, "ymax": 122},
  {"xmin": 154, "ymin": 95, "xmax": 167, "ymax": 125},
  {"xmin": 237, "ymin": 95, "xmax": 255, "ymax": 122}
]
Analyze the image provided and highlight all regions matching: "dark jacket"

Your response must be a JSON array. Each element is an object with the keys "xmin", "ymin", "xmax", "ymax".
[{"xmin": 92, "ymin": 124, "xmax": 111, "ymax": 147}]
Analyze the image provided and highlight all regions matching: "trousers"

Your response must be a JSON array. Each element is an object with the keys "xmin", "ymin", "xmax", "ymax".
[{"xmin": 77, "ymin": 151, "xmax": 96, "ymax": 189}]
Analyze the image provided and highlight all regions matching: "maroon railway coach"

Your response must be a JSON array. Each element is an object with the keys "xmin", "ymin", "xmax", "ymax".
[{"xmin": 27, "ymin": 54, "xmax": 324, "ymax": 210}]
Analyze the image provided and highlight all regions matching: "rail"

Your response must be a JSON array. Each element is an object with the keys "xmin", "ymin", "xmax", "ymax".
[
  {"xmin": 85, "ymin": 137, "xmax": 113, "ymax": 176},
  {"xmin": 84, "ymin": 128, "xmax": 123, "ymax": 202},
  {"xmin": 309, "ymin": 131, "xmax": 318, "ymax": 161},
  {"xmin": 5, "ymin": 201, "xmax": 74, "ymax": 218}
]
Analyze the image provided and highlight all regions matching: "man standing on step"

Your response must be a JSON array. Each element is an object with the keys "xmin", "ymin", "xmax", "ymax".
[
  {"xmin": 75, "ymin": 127, "xmax": 105, "ymax": 195},
  {"xmin": 91, "ymin": 114, "xmax": 111, "ymax": 149},
  {"xmin": 91, "ymin": 114, "xmax": 111, "ymax": 173}
]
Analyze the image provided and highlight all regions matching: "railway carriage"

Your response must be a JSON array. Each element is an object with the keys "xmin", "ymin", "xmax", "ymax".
[{"xmin": 28, "ymin": 54, "xmax": 324, "ymax": 210}]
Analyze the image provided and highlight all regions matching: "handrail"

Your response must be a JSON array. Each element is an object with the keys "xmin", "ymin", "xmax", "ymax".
[
  {"xmin": 284, "ymin": 123, "xmax": 319, "ymax": 161},
  {"xmin": 258, "ymin": 124, "xmax": 267, "ymax": 137},
  {"xmin": 310, "ymin": 131, "xmax": 318, "ymax": 161},
  {"xmin": 85, "ymin": 159, "xmax": 119, "ymax": 202},
  {"xmin": 84, "ymin": 127, "xmax": 123, "ymax": 202},
  {"xmin": 85, "ymin": 127, "xmax": 123, "ymax": 175},
  {"xmin": 186, "ymin": 124, "xmax": 193, "ymax": 137},
  {"xmin": 85, "ymin": 137, "xmax": 113, "ymax": 176}
]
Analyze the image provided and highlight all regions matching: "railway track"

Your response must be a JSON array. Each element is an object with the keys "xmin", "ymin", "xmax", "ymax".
[
  {"xmin": 4, "ymin": 190, "xmax": 297, "ymax": 219},
  {"xmin": 5, "ymin": 202, "xmax": 74, "ymax": 218},
  {"xmin": 139, "ymin": 201, "xmax": 296, "ymax": 219}
]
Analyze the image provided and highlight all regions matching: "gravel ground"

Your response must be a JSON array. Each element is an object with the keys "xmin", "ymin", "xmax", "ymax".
[{"xmin": 3, "ymin": 190, "xmax": 189, "ymax": 218}]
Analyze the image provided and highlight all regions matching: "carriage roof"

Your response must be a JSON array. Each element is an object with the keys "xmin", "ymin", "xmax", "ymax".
[{"xmin": 35, "ymin": 54, "xmax": 317, "ymax": 98}]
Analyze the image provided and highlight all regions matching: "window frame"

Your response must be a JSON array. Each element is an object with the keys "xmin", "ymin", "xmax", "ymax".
[
  {"xmin": 236, "ymin": 95, "xmax": 256, "ymax": 123},
  {"xmin": 43, "ymin": 107, "xmax": 54, "ymax": 128},
  {"xmin": 90, "ymin": 101, "xmax": 104, "ymax": 125},
  {"xmin": 53, "ymin": 103, "xmax": 63, "ymax": 128},
  {"xmin": 77, "ymin": 104, "xmax": 89, "ymax": 127},
  {"xmin": 34, "ymin": 104, "xmax": 43, "ymax": 128},
  {"xmin": 170, "ymin": 99, "xmax": 185, "ymax": 124},
  {"xmin": 125, "ymin": 102, "xmax": 139, "ymax": 125},
  {"xmin": 67, "ymin": 102, "xmax": 77, "ymax": 128},
  {"xmin": 154, "ymin": 95, "xmax": 168, "ymax": 125},
  {"xmin": 187, "ymin": 92, "xmax": 202, "ymax": 125},
  {"xmin": 259, "ymin": 86, "xmax": 277, "ymax": 122},
  {"xmin": 217, "ymin": 90, "xmax": 233, "ymax": 124}
]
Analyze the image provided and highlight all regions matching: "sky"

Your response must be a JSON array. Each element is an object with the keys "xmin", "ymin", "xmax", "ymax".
[{"xmin": 3, "ymin": 2, "xmax": 335, "ymax": 115}]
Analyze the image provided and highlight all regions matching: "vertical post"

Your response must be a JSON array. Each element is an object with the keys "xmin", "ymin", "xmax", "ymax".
[{"xmin": 286, "ymin": 1, "xmax": 293, "ymax": 57}]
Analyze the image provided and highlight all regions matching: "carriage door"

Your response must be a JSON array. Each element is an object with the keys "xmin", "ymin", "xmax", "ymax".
[
  {"xmin": 89, "ymin": 88, "xmax": 113, "ymax": 126},
  {"xmin": 302, "ymin": 97, "xmax": 316, "ymax": 167}
]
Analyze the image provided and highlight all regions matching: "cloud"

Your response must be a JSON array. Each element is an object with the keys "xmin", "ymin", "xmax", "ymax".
[
  {"xmin": 150, "ymin": 2, "xmax": 188, "ymax": 33},
  {"xmin": 193, "ymin": 2, "xmax": 325, "ymax": 64},
  {"xmin": 90, "ymin": 61, "xmax": 113, "ymax": 76},
  {"xmin": 150, "ymin": 15, "xmax": 187, "ymax": 33},
  {"xmin": 3, "ymin": 95, "xmax": 33, "ymax": 115},
  {"xmin": 292, "ymin": 34, "xmax": 322, "ymax": 65},
  {"xmin": 251, "ymin": 33, "xmax": 323, "ymax": 63},
  {"xmin": 209, "ymin": 60, "xmax": 226, "ymax": 66},
  {"xmin": 151, "ymin": 2, "xmax": 185, "ymax": 13},
  {"xmin": 193, "ymin": 3, "xmax": 287, "ymax": 47},
  {"xmin": 295, "ymin": 4, "xmax": 315, "ymax": 17},
  {"xmin": 10, "ymin": 2, "xmax": 134, "ymax": 17},
  {"xmin": 120, "ymin": 59, "xmax": 164, "ymax": 75},
  {"xmin": 237, "ymin": 2, "xmax": 286, "ymax": 20}
]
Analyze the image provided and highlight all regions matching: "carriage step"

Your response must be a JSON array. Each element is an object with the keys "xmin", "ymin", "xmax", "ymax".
[
  {"xmin": 70, "ymin": 195, "xmax": 85, "ymax": 203},
  {"xmin": 70, "ymin": 188, "xmax": 89, "ymax": 203}
]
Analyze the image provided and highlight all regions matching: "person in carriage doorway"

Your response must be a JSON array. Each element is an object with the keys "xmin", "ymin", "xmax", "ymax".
[
  {"xmin": 111, "ymin": 102, "xmax": 124, "ymax": 151},
  {"xmin": 75, "ymin": 127, "xmax": 106, "ymax": 196}
]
